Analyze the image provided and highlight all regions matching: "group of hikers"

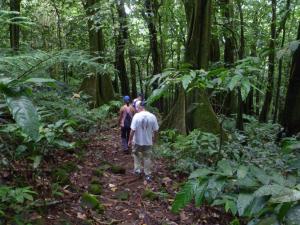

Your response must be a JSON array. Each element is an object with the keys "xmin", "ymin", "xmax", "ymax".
[{"xmin": 118, "ymin": 94, "xmax": 159, "ymax": 182}]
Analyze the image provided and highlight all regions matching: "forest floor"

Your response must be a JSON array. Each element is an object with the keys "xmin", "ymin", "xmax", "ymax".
[{"xmin": 40, "ymin": 122, "xmax": 233, "ymax": 225}]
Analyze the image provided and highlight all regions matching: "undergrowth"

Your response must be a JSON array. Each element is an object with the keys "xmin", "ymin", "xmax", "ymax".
[{"xmin": 157, "ymin": 118, "xmax": 300, "ymax": 225}]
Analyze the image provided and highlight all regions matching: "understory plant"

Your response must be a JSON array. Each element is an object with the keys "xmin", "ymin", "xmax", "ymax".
[{"xmin": 158, "ymin": 119, "xmax": 300, "ymax": 224}]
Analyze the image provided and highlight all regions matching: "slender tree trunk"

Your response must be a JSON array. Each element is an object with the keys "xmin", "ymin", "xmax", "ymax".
[
  {"xmin": 273, "ymin": 29, "xmax": 286, "ymax": 123},
  {"xmin": 129, "ymin": 39, "xmax": 137, "ymax": 98},
  {"xmin": 236, "ymin": 0, "xmax": 245, "ymax": 130},
  {"xmin": 210, "ymin": 35, "xmax": 220, "ymax": 62},
  {"xmin": 136, "ymin": 61, "xmax": 144, "ymax": 95},
  {"xmin": 115, "ymin": 0, "xmax": 130, "ymax": 96},
  {"xmin": 110, "ymin": 5, "xmax": 120, "ymax": 94},
  {"xmin": 144, "ymin": 0, "xmax": 162, "ymax": 76},
  {"xmin": 273, "ymin": 0, "xmax": 291, "ymax": 123},
  {"xmin": 281, "ymin": 22, "xmax": 300, "ymax": 135},
  {"xmin": 259, "ymin": 0, "xmax": 277, "ymax": 122},
  {"xmin": 9, "ymin": 0, "xmax": 21, "ymax": 51}
]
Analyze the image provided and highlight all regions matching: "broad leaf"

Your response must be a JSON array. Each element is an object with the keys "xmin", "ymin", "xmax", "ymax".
[
  {"xmin": 237, "ymin": 165, "xmax": 248, "ymax": 179},
  {"xmin": 217, "ymin": 160, "xmax": 233, "ymax": 176},
  {"xmin": 256, "ymin": 215, "xmax": 280, "ymax": 225},
  {"xmin": 250, "ymin": 166, "xmax": 270, "ymax": 185},
  {"xmin": 270, "ymin": 189, "xmax": 300, "ymax": 203},
  {"xmin": 6, "ymin": 95, "xmax": 39, "ymax": 141},
  {"xmin": 23, "ymin": 78, "xmax": 56, "ymax": 84},
  {"xmin": 237, "ymin": 193, "xmax": 254, "ymax": 216},
  {"xmin": 33, "ymin": 155, "xmax": 42, "ymax": 169},
  {"xmin": 254, "ymin": 184, "xmax": 290, "ymax": 197},
  {"xmin": 189, "ymin": 168, "xmax": 212, "ymax": 179}
]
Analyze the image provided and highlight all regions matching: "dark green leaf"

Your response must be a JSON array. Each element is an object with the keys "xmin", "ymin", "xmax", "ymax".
[{"xmin": 6, "ymin": 95, "xmax": 39, "ymax": 141}]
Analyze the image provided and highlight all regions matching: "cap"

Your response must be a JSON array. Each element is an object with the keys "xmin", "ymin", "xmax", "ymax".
[{"xmin": 123, "ymin": 96, "xmax": 130, "ymax": 103}]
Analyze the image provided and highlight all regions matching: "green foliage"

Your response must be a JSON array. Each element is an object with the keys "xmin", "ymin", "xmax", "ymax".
[
  {"xmin": 157, "ymin": 129, "xmax": 220, "ymax": 173},
  {"xmin": 81, "ymin": 192, "xmax": 104, "ymax": 213},
  {"xmin": 6, "ymin": 95, "xmax": 39, "ymax": 141},
  {"xmin": 159, "ymin": 119, "xmax": 300, "ymax": 224},
  {"xmin": 0, "ymin": 186, "xmax": 36, "ymax": 221},
  {"xmin": 148, "ymin": 57, "xmax": 263, "ymax": 104}
]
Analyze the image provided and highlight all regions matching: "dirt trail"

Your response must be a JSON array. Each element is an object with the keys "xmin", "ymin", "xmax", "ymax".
[{"xmin": 46, "ymin": 127, "xmax": 232, "ymax": 225}]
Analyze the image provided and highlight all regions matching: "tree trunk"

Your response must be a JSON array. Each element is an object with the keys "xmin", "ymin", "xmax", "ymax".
[
  {"xmin": 160, "ymin": 86, "xmax": 186, "ymax": 134},
  {"xmin": 144, "ymin": 0, "xmax": 162, "ymax": 76},
  {"xmin": 273, "ymin": 0, "xmax": 291, "ymax": 123},
  {"xmin": 210, "ymin": 35, "xmax": 220, "ymax": 63},
  {"xmin": 110, "ymin": 5, "xmax": 120, "ymax": 94},
  {"xmin": 9, "ymin": 0, "xmax": 21, "ymax": 51},
  {"xmin": 176, "ymin": 0, "xmax": 226, "ymax": 137},
  {"xmin": 129, "ymin": 39, "xmax": 137, "ymax": 98},
  {"xmin": 281, "ymin": 22, "xmax": 300, "ymax": 135},
  {"xmin": 115, "ymin": 0, "xmax": 130, "ymax": 96},
  {"xmin": 81, "ymin": 0, "xmax": 114, "ymax": 107},
  {"xmin": 236, "ymin": 0, "xmax": 245, "ymax": 129},
  {"xmin": 259, "ymin": 0, "xmax": 276, "ymax": 122}
]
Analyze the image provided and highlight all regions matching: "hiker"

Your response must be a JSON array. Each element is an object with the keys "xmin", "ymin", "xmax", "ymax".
[
  {"xmin": 119, "ymin": 96, "xmax": 135, "ymax": 153},
  {"xmin": 128, "ymin": 100, "xmax": 159, "ymax": 181},
  {"xmin": 132, "ymin": 93, "xmax": 144, "ymax": 112}
]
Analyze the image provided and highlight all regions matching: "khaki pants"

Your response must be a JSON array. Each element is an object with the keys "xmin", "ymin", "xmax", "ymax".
[{"xmin": 132, "ymin": 144, "xmax": 152, "ymax": 175}]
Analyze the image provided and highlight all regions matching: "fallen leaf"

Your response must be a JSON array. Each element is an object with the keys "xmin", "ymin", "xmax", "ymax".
[
  {"xmin": 77, "ymin": 212, "xmax": 86, "ymax": 219},
  {"xmin": 111, "ymin": 187, "xmax": 118, "ymax": 192},
  {"xmin": 180, "ymin": 211, "xmax": 188, "ymax": 221}
]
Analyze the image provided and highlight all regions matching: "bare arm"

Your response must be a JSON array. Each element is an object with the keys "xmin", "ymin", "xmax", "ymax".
[{"xmin": 128, "ymin": 130, "xmax": 135, "ymax": 147}]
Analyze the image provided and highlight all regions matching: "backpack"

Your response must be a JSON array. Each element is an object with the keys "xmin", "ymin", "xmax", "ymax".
[{"xmin": 123, "ymin": 108, "xmax": 132, "ymax": 128}]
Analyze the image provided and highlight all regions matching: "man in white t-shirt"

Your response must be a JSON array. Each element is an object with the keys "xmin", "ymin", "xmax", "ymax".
[{"xmin": 128, "ymin": 100, "xmax": 159, "ymax": 181}]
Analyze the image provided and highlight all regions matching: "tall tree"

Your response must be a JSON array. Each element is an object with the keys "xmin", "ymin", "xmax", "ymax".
[
  {"xmin": 259, "ymin": 0, "xmax": 277, "ymax": 122},
  {"xmin": 282, "ymin": 22, "xmax": 300, "ymax": 135},
  {"xmin": 144, "ymin": 0, "xmax": 162, "ymax": 76},
  {"xmin": 9, "ymin": 0, "xmax": 21, "ymax": 51},
  {"xmin": 115, "ymin": 0, "xmax": 130, "ymax": 96},
  {"xmin": 80, "ymin": 0, "xmax": 115, "ymax": 106},
  {"xmin": 273, "ymin": 0, "xmax": 291, "ymax": 122},
  {"xmin": 162, "ymin": 0, "xmax": 225, "ymax": 137}
]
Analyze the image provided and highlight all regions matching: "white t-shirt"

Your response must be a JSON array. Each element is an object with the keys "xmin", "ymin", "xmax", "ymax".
[{"xmin": 131, "ymin": 111, "xmax": 159, "ymax": 146}]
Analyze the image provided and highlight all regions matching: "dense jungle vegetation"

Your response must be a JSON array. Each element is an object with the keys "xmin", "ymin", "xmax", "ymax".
[{"xmin": 0, "ymin": 0, "xmax": 300, "ymax": 224}]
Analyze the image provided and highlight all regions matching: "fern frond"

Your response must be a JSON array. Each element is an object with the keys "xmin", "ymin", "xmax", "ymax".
[{"xmin": 0, "ymin": 49, "xmax": 115, "ymax": 80}]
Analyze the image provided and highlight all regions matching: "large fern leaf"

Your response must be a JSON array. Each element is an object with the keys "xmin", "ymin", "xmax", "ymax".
[
  {"xmin": 6, "ymin": 96, "xmax": 39, "ymax": 141},
  {"xmin": 172, "ymin": 180, "xmax": 197, "ymax": 213}
]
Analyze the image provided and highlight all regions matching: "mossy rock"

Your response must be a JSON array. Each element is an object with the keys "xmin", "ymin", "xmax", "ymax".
[
  {"xmin": 110, "ymin": 165, "xmax": 126, "ymax": 174},
  {"xmin": 90, "ymin": 176, "xmax": 101, "ymax": 185},
  {"xmin": 88, "ymin": 184, "xmax": 102, "ymax": 195},
  {"xmin": 52, "ymin": 168, "xmax": 70, "ymax": 185},
  {"xmin": 81, "ymin": 193, "xmax": 104, "ymax": 213},
  {"xmin": 115, "ymin": 191, "xmax": 130, "ymax": 201},
  {"xmin": 142, "ymin": 188, "xmax": 159, "ymax": 201}
]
